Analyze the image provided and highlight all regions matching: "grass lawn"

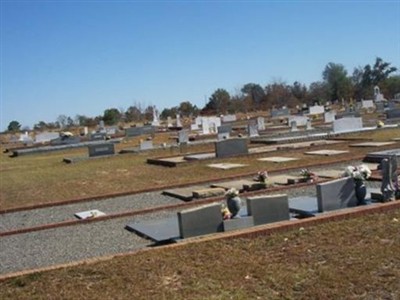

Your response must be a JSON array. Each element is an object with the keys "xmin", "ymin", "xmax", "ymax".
[
  {"xmin": 1, "ymin": 128, "xmax": 399, "ymax": 210},
  {"xmin": 1, "ymin": 208, "xmax": 399, "ymax": 299}
]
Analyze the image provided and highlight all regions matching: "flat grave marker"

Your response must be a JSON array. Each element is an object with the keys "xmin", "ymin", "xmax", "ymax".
[
  {"xmin": 207, "ymin": 163, "xmax": 248, "ymax": 170},
  {"xmin": 304, "ymin": 149, "xmax": 349, "ymax": 156},
  {"xmin": 211, "ymin": 179, "xmax": 258, "ymax": 192},
  {"xmin": 350, "ymin": 142, "xmax": 396, "ymax": 147},
  {"xmin": 75, "ymin": 209, "xmax": 106, "ymax": 219},
  {"xmin": 257, "ymin": 156, "xmax": 300, "ymax": 163},
  {"xmin": 162, "ymin": 185, "xmax": 209, "ymax": 201}
]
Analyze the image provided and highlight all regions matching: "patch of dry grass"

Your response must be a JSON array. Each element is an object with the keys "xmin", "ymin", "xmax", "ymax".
[
  {"xmin": 0, "ymin": 128, "xmax": 398, "ymax": 209},
  {"xmin": 1, "ymin": 208, "xmax": 399, "ymax": 299}
]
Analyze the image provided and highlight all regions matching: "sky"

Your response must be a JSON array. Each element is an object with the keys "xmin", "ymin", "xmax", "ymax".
[{"xmin": 1, "ymin": 0, "xmax": 399, "ymax": 131}]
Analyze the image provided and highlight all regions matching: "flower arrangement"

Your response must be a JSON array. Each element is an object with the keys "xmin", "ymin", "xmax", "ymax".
[
  {"xmin": 221, "ymin": 204, "xmax": 232, "ymax": 220},
  {"xmin": 343, "ymin": 164, "xmax": 371, "ymax": 181},
  {"xmin": 257, "ymin": 171, "xmax": 268, "ymax": 183},
  {"xmin": 225, "ymin": 188, "xmax": 239, "ymax": 199},
  {"xmin": 300, "ymin": 168, "xmax": 317, "ymax": 181}
]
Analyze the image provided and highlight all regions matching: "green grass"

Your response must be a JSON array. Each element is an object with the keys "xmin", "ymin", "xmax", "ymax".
[{"xmin": 1, "ymin": 208, "xmax": 399, "ymax": 299}]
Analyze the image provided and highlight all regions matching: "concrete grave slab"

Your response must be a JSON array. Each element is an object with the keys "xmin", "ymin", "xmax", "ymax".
[
  {"xmin": 257, "ymin": 156, "xmax": 300, "ymax": 163},
  {"xmin": 304, "ymin": 149, "xmax": 349, "ymax": 156},
  {"xmin": 246, "ymin": 194, "xmax": 290, "ymax": 225},
  {"xmin": 289, "ymin": 196, "xmax": 318, "ymax": 217},
  {"xmin": 269, "ymin": 175, "xmax": 300, "ymax": 185},
  {"xmin": 178, "ymin": 203, "xmax": 223, "ymax": 238},
  {"xmin": 223, "ymin": 216, "xmax": 254, "ymax": 232},
  {"xmin": 75, "ymin": 209, "xmax": 106, "ymax": 219},
  {"xmin": 363, "ymin": 148, "xmax": 400, "ymax": 163},
  {"xmin": 163, "ymin": 185, "xmax": 209, "ymax": 201},
  {"xmin": 192, "ymin": 188, "xmax": 226, "ymax": 199},
  {"xmin": 184, "ymin": 153, "xmax": 216, "ymax": 161},
  {"xmin": 316, "ymin": 169, "xmax": 343, "ymax": 179},
  {"xmin": 316, "ymin": 177, "xmax": 357, "ymax": 212},
  {"xmin": 350, "ymin": 142, "xmax": 396, "ymax": 147},
  {"xmin": 207, "ymin": 163, "xmax": 248, "ymax": 170},
  {"xmin": 126, "ymin": 217, "xmax": 180, "ymax": 243},
  {"xmin": 211, "ymin": 179, "xmax": 257, "ymax": 192}
]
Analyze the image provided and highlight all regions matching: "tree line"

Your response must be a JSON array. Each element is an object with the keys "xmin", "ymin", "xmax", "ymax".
[{"xmin": 6, "ymin": 57, "xmax": 400, "ymax": 132}]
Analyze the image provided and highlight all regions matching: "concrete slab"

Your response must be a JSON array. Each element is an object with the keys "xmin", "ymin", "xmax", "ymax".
[
  {"xmin": 207, "ymin": 163, "xmax": 248, "ymax": 170},
  {"xmin": 74, "ymin": 209, "xmax": 106, "ymax": 219},
  {"xmin": 350, "ymin": 142, "xmax": 396, "ymax": 147},
  {"xmin": 257, "ymin": 156, "xmax": 300, "ymax": 163},
  {"xmin": 192, "ymin": 188, "xmax": 226, "ymax": 199},
  {"xmin": 316, "ymin": 169, "xmax": 343, "ymax": 179},
  {"xmin": 289, "ymin": 196, "xmax": 319, "ymax": 217},
  {"xmin": 126, "ymin": 217, "xmax": 180, "ymax": 242},
  {"xmin": 270, "ymin": 175, "xmax": 301, "ymax": 185},
  {"xmin": 211, "ymin": 179, "xmax": 256, "ymax": 192},
  {"xmin": 162, "ymin": 185, "xmax": 209, "ymax": 201},
  {"xmin": 184, "ymin": 153, "xmax": 216, "ymax": 160},
  {"xmin": 304, "ymin": 149, "xmax": 349, "ymax": 156}
]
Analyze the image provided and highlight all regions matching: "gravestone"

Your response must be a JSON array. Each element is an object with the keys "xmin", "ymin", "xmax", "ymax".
[
  {"xmin": 176, "ymin": 114, "xmax": 182, "ymax": 127},
  {"xmin": 246, "ymin": 194, "xmax": 289, "ymax": 225},
  {"xmin": 333, "ymin": 117, "xmax": 363, "ymax": 133},
  {"xmin": 215, "ymin": 138, "xmax": 248, "ymax": 158},
  {"xmin": 386, "ymin": 108, "xmax": 400, "ymax": 119},
  {"xmin": 375, "ymin": 102, "xmax": 385, "ymax": 113},
  {"xmin": 167, "ymin": 117, "xmax": 173, "ymax": 128},
  {"xmin": 50, "ymin": 136, "xmax": 80, "ymax": 145},
  {"xmin": 316, "ymin": 177, "xmax": 357, "ymax": 212},
  {"xmin": 177, "ymin": 203, "xmax": 223, "ymax": 238},
  {"xmin": 380, "ymin": 156, "xmax": 397, "ymax": 202},
  {"xmin": 88, "ymin": 143, "xmax": 115, "ymax": 157},
  {"xmin": 201, "ymin": 117, "xmax": 210, "ymax": 134},
  {"xmin": 309, "ymin": 105, "xmax": 325, "ymax": 115},
  {"xmin": 306, "ymin": 118, "xmax": 313, "ymax": 130},
  {"xmin": 374, "ymin": 85, "xmax": 385, "ymax": 102},
  {"xmin": 139, "ymin": 140, "xmax": 153, "ymax": 150},
  {"xmin": 217, "ymin": 132, "xmax": 230, "ymax": 140},
  {"xmin": 90, "ymin": 132, "xmax": 106, "ymax": 141},
  {"xmin": 257, "ymin": 117, "xmax": 265, "ymax": 130},
  {"xmin": 271, "ymin": 107, "xmax": 289, "ymax": 117},
  {"xmin": 248, "ymin": 122, "xmax": 259, "ymax": 137},
  {"xmin": 35, "ymin": 132, "xmax": 60, "ymax": 143},
  {"xmin": 217, "ymin": 124, "xmax": 232, "ymax": 134},
  {"xmin": 190, "ymin": 123, "xmax": 199, "ymax": 131},
  {"xmin": 288, "ymin": 115, "xmax": 308, "ymax": 127},
  {"xmin": 324, "ymin": 111, "xmax": 335, "ymax": 123},
  {"xmin": 290, "ymin": 120, "xmax": 298, "ymax": 132},
  {"xmin": 151, "ymin": 106, "xmax": 160, "ymax": 126},
  {"xmin": 362, "ymin": 100, "xmax": 374, "ymax": 109},
  {"xmin": 222, "ymin": 114, "xmax": 237, "ymax": 122},
  {"xmin": 178, "ymin": 129, "xmax": 189, "ymax": 144},
  {"xmin": 363, "ymin": 148, "xmax": 400, "ymax": 163}
]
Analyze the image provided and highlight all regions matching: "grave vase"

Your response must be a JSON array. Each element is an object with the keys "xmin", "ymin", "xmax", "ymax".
[
  {"xmin": 354, "ymin": 180, "xmax": 367, "ymax": 205},
  {"xmin": 227, "ymin": 196, "xmax": 242, "ymax": 218}
]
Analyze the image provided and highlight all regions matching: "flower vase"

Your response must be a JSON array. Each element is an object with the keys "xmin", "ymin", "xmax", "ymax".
[
  {"xmin": 227, "ymin": 196, "xmax": 242, "ymax": 218},
  {"xmin": 354, "ymin": 180, "xmax": 367, "ymax": 205}
]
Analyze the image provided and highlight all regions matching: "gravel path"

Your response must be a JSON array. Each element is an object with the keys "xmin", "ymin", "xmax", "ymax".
[{"xmin": 0, "ymin": 159, "xmax": 382, "ymax": 276}]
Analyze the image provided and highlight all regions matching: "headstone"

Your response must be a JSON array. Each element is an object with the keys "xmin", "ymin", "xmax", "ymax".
[
  {"xmin": 178, "ymin": 129, "xmax": 189, "ymax": 144},
  {"xmin": 362, "ymin": 100, "xmax": 374, "ymax": 109},
  {"xmin": 316, "ymin": 177, "xmax": 357, "ymax": 212},
  {"xmin": 374, "ymin": 85, "xmax": 385, "ymax": 102},
  {"xmin": 176, "ymin": 114, "xmax": 182, "ymax": 127},
  {"xmin": 177, "ymin": 203, "xmax": 223, "ymax": 238},
  {"xmin": 217, "ymin": 124, "xmax": 232, "ymax": 134},
  {"xmin": 139, "ymin": 140, "xmax": 153, "ymax": 150},
  {"xmin": 333, "ymin": 117, "xmax": 363, "ymax": 133},
  {"xmin": 257, "ymin": 117, "xmax": 265, "ymax": 130},
  {"xmin": 288, "ymin": 115, "xmax": 308, "ymax": 127},
  {"xmin": 151, "ymin": 106, "xmax": 160, "ymax": 126},
  {"xmin": 246, "ymin": 194, "xmax": 290, "ymax": 225},
  {"xmin": 167, "ymin": 117, "xmax": 173, "ymax": 128},
  {"xmin": 126, "ymin": 126, "xmax": 155, "ymax": 137},
  {"xmin": 222, "ymin": 114, "xmax": 237, "ymax": 122},
  {"xmin": 306, "ymin": 118, "xmax": 313, "ymax": 130},
  {"xmin": 375, "ymin": 102, "xmax": 385, "ymax": 112},
  {"xmin": 248, "ymin": 122, "xmax": 259, "ymax": 137},
  {"xmin": 201, "ymin": 117, "xmax": 210, "ymax": 134},
  {"xmin": 50, "ymin": 136, "xmax": 80, "ymax": 145},
  {"xmin": 386, "ymin": 108, "xmax": 400, "ymax": 119},
  {"xmin": 217, "ymin": 132, "xmax": 230, "ymax": 140},
  {"xmin": 324, "ymin": 111, "xmax": 336, "ymax": 123},
  {"xmin": 215, "ymin": 138, "xmax": 248, "ymax": 157},
  {"xmin": 105, "ymin": 127, "xmax": 117, "ymax": 135},
  {"xmin": 380, "ymin": 157, "xmax": 397, "ymax": 202},
  {"xmin": 290, "ymin": 120, "xmax": 298, "ymax": 132},
  {"xmin": 99, "ymin": 120, "xmax": 105, "ymax": 131},
  {"xmin": 271, "ymin": 107, "xmax": 289, "ymax": 117},
  {"xmin": 35, "ymin": 132, "xmax": 60, "ymax": 143},
  {"xmin": 83, "ymin": 127, "xmax": 89, "ymax": 136},
  {"xmin": 190, "ymin": 123, "xmax": 199, "ymax": 131},
  {"xmin": 309, "ymin": 105, "xmax": 325, "ymax": 115},
  {"xmin": 88, "ymin": 143, "xmax": 115, "ymax": 157},
  {"xmin": 90, "ymin": 132, "xmax": 106, "ymax": 141}
]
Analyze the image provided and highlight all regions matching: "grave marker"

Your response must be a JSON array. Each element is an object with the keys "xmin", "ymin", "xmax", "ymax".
[
  {"xmin": 215, "ymin": 138, "xmax": 248, "ymax": 158},
  {"xmin": 88, "ymin": 143, "xmax": 115, "ymax": 157}
]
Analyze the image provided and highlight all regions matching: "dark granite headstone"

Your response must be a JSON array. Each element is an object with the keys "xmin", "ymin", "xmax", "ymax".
[
  {"xmin": 246, "ymin": 194, "xmax": 289, "ymax": 225},
  {"xmin": 88, "ymin": 143, "xmax": 115, "ymax": 157},
  {"xmin": 90, "ymin": 132, "xmax": 106, "ymax": 141},
  {"xmin": 126, "ymin": 126, "xmax": 155, "ymax": 137},
  {"xmin": 215, "ymin": 138, "xmax": 248, "ymax": 158},
  {"xmin": 177, "ymin": 203, "xmax": 223, "ymax": 238},
  {"xmin": 363, "ymin": 148, "xmax": 400, "ymax": 163},
  {"xmin": 50, "ymin": 136, "xmax": 81, "ymax": 145},
  {"xmin": 217, "ymin": 125, "xmax": 232, "ymax": 134},
  {"xmin": 316, "ymin": 177, "xmax": 357, "ymax": 212},
  {"xmin": 386, "ymin": 108, "xmax": 400, "ymax": 119}
]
